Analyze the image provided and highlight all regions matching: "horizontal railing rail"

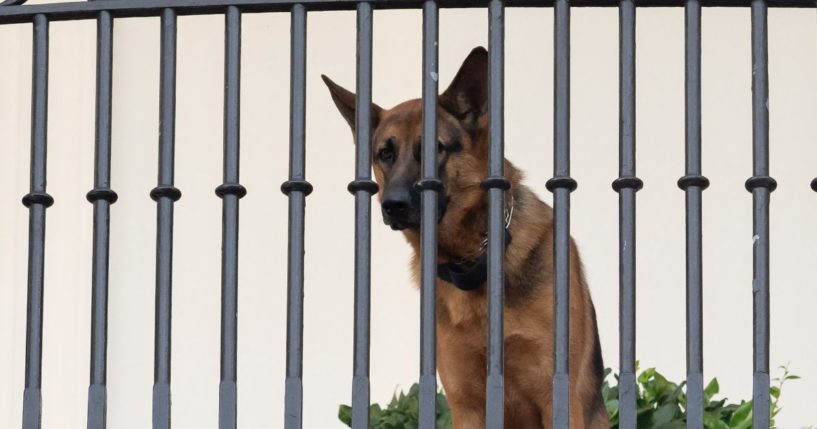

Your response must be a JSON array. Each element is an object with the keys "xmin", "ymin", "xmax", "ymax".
[{"xmin": 1, "ymin": 0, "xmax": 815, "ymax": 24}]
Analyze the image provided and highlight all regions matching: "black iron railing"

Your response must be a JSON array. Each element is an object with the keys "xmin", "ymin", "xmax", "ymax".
[
  {"xmin": 85, "ymin": 8, "xmax": 116, "ymax": 429},
  {"xmin": 151, "ymin": 8, "xmax": 180, "ymax": 429},
  {"xmin": 3, "ymin": 0, "xmax": 814, "ymax": 428}
]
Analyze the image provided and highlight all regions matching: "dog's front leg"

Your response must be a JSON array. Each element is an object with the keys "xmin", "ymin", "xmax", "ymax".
[
  {"xmin": 438, "ymin": 369, "xmax": 487, "ymax": 429},
  {"xmin": 437, "ymin": 333, "xmax": 487, "ymax": 429},
  {"xmin": 447, "ymin": 399, "xmax": 485, "ymax": 429}
]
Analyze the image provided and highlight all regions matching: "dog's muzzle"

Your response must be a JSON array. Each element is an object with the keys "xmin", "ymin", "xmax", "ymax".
[
  {"xmin": 381, "ymin": 188, "xmax": 448, "ymax": 230},
  {"xmin": 381, "ymin": 200, "xmax": 419, "ymax": 230}
]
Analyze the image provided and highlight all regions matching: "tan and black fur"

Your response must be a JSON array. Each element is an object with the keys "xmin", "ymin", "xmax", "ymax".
[{"xmin": 323, "ymin": 47, "xmax": 608, "ymax": 429}]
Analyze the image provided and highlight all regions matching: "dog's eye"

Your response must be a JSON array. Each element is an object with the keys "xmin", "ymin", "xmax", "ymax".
[
  {"xmin": 447, "ymin": 139, "xmax": 463, "ymax": 153},
  {"xmin": 413, "ymin": 141, "xmax": 451, "ymax": 162},
  {"xmin": 378, "ymin": 146, "xmax": 395, "ymax": 164}
]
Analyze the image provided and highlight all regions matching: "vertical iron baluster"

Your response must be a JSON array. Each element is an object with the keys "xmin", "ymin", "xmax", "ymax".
[
  {"xmin": 22, "ymin": 13, "xmax": 53, "ymax": 429},
  {"xmin": 747, "ymin": 0, "xmax": 775, "ymax": 427},
  {"xmin": 679, "ymin": 1, "xmax": 708, "ymax": 427},
  {"xmin": 546, "ymin": 0, "xmax": 576, "ymax": 427},
  {"xmin": 418, "ymin": 1, "xmax": 439, "ymax": 428},
  {"xmin": 86, "ymin": 10, "xmax": 117, "ymax": 429},
  {"xmin": 216, "ymin": 6, "xmax": 245, "ymax": 429},
  {"xmin": 348, "ymin": 3, "xmax": 376, "ymax": 429},
  {"xmin": 613, "ymin": 0, "xmax": 641, "ymax": 427},
  {"xmin": 151, "ymin": 8, "xmax": 180, "ymax": 429},
  {"xmin": 282, "ymin": 4, "xmax": 311, "ymax": 429},
  {"xmin": 484, "ymin": 1, "xmax": 507, "ymax": 428}
]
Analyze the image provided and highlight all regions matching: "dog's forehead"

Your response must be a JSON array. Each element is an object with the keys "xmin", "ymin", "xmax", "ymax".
[
  {"xmin": 375, "ymin": 99, "xmax": 460, "ymax": 143},
  {"xmin": 377, "ymin": 99, "xmax": 422, "ymax": 140}
]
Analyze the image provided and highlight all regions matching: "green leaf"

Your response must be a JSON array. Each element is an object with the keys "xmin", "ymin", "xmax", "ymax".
[
  {"xmin": 338, "ymin": 405, "xmax": 352, "ymax": 427},
  {"xmin": 702, "ymin": 411, "xmax": 730, "ymax": 429},
  {"xmin": 638, "ymin": 368, "xmax": 656, "ymax": 384},
  {"xmin": 436, "ymin": 412, "xmax": 452, "ymax": 429},
  {"xmin": 605, "ymin": 399, "xmax": 620, "ymax": 419},
  {"xmin": 652, "ymin": 403, "xmax": 680, "ymax": 426},
  {"xmin": 370, "ymin": 403, "xmax": 383, "ymax": 425},
  {"xmin": 666, "ymin": 383, "xmax": 685, "ymax": 403},
  {"xmin": 729, "ymin": 401, "xmax": 753, "ymax": 429},
  {"xmin": 704, "ymin": 378, "xmax": 720, "ymax": 403}
]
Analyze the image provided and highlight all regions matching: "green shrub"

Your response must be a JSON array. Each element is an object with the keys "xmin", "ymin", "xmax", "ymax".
[
  {"xmin": 602, "ymin": 364, "xmax": 798, "ymax": 429},
  {"xmin": 338, "ymin": 365, "xmax": 799, "ymax": 429},
  {"xmin": 338, "ymin": 383, "xmax": 450, "ymax": 429}
]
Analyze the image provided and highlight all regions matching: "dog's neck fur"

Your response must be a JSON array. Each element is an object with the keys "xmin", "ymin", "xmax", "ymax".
[{"xmin": 402, "ymin": 160, "xmax": 524, "ymax": 267}]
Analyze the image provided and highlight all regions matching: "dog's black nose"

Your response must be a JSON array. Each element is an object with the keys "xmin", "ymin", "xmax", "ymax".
[{"xmin": 382, "ymin": 197, "xmax": 410, "ymax": 218}]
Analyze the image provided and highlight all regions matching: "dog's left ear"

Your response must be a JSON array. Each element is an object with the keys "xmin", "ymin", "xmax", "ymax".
[
  {"xmin": 439, "ymin": 47, "xmax": 488, "ymax": 125},
  {"xmin": 321, "ymin": 74, "xmax": 382, "ymax": 135}
]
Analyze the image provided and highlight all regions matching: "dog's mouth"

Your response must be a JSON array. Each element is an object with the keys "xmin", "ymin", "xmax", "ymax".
[{"xmin": 384, "ymin": 217, "xmax": 419, "ymax": 231}]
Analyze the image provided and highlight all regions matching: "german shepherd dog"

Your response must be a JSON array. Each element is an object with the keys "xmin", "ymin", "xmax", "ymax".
[{"xmin": 323, "ymin": 47, "xmax": 608, "ymax": 429}]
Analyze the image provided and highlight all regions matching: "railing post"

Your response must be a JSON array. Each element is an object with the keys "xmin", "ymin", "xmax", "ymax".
[
  {"xmin": 679, "ymin": 0, "xmax": 708, "ymax": 427},
  {"xmin": 282, "ymin": 4, "xmax": 311, "ymax": 429},
  {"xmin": 748, "ymin": 1, "xmax": 775, "ymax": 427},
  {"xmin": 547, "ymin": 0, "xmax": 576, "ymax": 427},
  {"xmin": 151, "ymin": 7, "xmax": 181, "ymax": 429},
  {"xmin": 613, "ymin": 0, "xmax": 642, "ymax": 427},
  {"xmin": 86, "ymin": 9, "xmax": 118, "ymax": 429},
  {"xmin": 216, "ymin": 6, "xmax": 245, "ymax": 429},
  {"xmin": 21, "ymin": 13, "xmax": 53, "ymax": 429},
  {"xmin": 348, "ymin": 3, "xmax": 376, "ymax": 429},
  {"xmin": 483, "ymin": 1, "xmax": 508, "ymax": 427},
  {"xmin": 418, "ymin": 1, "xmax": 440, "ymax": 428}
]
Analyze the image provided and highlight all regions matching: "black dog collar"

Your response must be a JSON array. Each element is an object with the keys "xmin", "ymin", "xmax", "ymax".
[{"xmin": 437, "ymin": 228, "xmax": 512, "ymax": 291}]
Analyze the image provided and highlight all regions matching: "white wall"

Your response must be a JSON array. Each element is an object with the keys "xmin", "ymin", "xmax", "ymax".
[{"xmin": 1, "ymin": 6, "xmax": 816, "ymax": 428}]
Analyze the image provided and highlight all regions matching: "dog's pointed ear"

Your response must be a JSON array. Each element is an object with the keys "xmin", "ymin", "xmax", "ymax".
[
  {"xmin": 321, "ymin": 74, "xmax": 382, "ymax": 134},
  {"xmin": 439, "ymin": 47, "xmax": 488, "ymax": 124}
]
